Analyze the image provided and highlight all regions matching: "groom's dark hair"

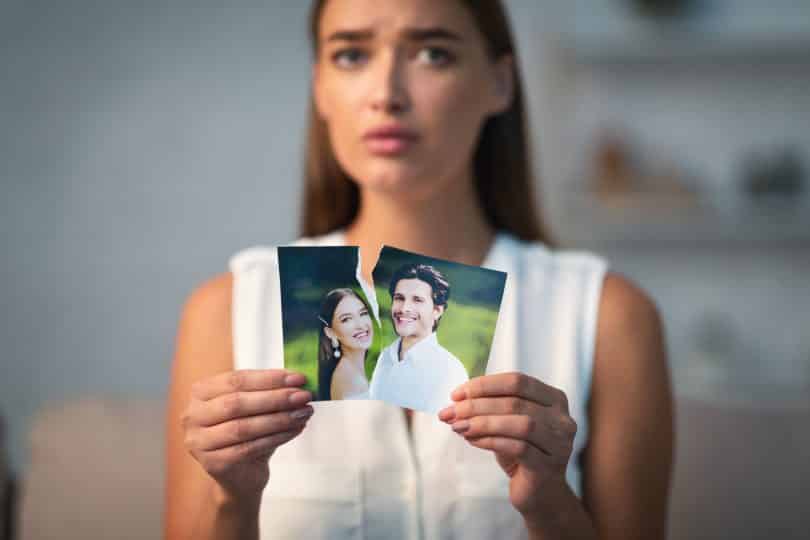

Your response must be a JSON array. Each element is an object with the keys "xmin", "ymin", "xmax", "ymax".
[{"xmin": 388, "ymin": 263, "xmax": 450, "ymax": 331}]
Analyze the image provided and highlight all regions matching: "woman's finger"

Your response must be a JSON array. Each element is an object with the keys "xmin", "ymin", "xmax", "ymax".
[
  {"xmin": 196, "ymin": 426, "xmax": 306, "ymax": 476},
  {"xmin": 452, "ymin": 372, "xmax": 568, "ymax": 412},
  {"xmin": 191, "ymin": 369, "xmax": 306, "ymax": 401},
  {"xmin": 465, "ymin": 435, "xmax": 549, "ymax": 469},
  {"xmin": 191, "ymin": 406, "xmax": 314, "ymax": 451},
  {"xmin": 439, "ymin": 396, "xmax": 541, "ymax": 422},
  {"xmin": 194, "ymin": 388, "xmax": 313, "ymax": 426},
  {"xmin": 451, "ymin": 413, "xmax": 575, "ymax": 459}
]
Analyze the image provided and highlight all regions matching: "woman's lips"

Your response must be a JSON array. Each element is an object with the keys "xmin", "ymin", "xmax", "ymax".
[
  {"xmin": 363, "ymin": 126, "xmax": 419, "ymax": 157},
  {"xmin": 366, "ymin": 137, "xmax": 413, "ymax": 156}
]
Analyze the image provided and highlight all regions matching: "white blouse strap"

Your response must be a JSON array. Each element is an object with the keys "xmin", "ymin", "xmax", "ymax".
[{"xmin": 228, "ymin": 247, "xmax": 284, "ymax": 370}]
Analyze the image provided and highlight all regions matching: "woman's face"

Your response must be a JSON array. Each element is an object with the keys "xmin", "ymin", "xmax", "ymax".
[
  {"xmin": 328, "ymin": 295, "xmax": 373, "ymax": 351},
  {"xmin": 313, "ymin": 0, "xmax": 513, "ymax": 202}
]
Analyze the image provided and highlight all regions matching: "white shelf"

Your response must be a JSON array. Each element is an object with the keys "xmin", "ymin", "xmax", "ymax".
[{"xmin": 554, "ymin": 192, "xmax": 810, "ymax": 249}]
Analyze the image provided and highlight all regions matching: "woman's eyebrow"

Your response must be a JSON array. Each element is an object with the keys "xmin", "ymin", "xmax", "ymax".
[
  {"xmin": 325, "ymin": 26, "xmax": 463, "ymax": 44},
  {"xmin": 326, "ymin": 29, "xmax": 373, "ymax": 43},
  {"xmin": 402, "ymin": 27, "xmax": 463, "ymax": 42}
]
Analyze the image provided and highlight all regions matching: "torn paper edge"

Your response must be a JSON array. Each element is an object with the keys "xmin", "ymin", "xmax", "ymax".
[{"xmin": 354, "ymin": 246, "xmax": 382, "ymax": 327}]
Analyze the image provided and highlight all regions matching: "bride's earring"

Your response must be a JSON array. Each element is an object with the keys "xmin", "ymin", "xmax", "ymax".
[{"xmin": 331, "ymin": 337, "xmax": 341, "ymax": 358}]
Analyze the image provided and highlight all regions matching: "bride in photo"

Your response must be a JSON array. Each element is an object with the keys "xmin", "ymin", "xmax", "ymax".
[{"xmin": 317, "ymin": 288, "xmax": 374, "ymax": 400}]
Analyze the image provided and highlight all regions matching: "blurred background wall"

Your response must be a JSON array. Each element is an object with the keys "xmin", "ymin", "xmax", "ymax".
[
  {"xmin": 1, "ymin": 1, "xmax": 808, "ymax": 539},
  {"xmin": 1, "ymin": 0, "xmax": 309, "ymax": 471}
]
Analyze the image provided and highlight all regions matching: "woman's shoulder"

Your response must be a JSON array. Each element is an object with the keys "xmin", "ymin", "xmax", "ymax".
[
  {"xmin": 598, "ymin": 272, "xmax": 662, "ymax": 344},
  {"xmin": 497, "ymin": 233, "xmax": 609, "ymax": 279},
  {"xmin": 502, "ymin": 234, "xmax": 658, "ymax": 347},
  {"xmin": 228, "ymin": 231, "xmax": 345, "ymax": 274},
  {"xmin": 228, "ymin": 246, "xmax": 278, "ymax": 275},
  {"xmin": 180, "ymin": 272, "xmax": 234, "ymax": 337},
  {"xmin": 172, "ymin": 271, "xmax": 235, "ymax": 379}
]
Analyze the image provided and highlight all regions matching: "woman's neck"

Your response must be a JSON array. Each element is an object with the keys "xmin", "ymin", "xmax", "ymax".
[{"xmin": 345, "ymin": 174, "xmax": 494, "ymax": 282}]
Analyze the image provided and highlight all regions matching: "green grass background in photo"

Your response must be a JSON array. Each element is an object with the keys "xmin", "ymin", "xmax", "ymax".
[
  {"xmin": 278, "ymin": 246, "xmax": 381, "ymax": 399},
  {"xmin": 372, "ymin": 245, "xmax": 507, "ymax": 378}
]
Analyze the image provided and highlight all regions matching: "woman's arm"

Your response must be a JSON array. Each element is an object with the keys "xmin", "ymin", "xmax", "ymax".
[
  {"xmin": 164, "ymin": 272, "xmax": 255, "ymax": 539},
  {"xmin": 164, "ymin": 272, "xmax": 314, "ymax": 540},
  {"xmin": 581, "ymin": 272, "xmax": 674, "ymax": 539},
  {"xmin": 439, "ymin": 271, "xmax": 673, "ymax": 539}
]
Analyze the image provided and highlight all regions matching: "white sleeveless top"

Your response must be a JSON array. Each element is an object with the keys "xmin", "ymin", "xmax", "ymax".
[{"xmin": 228, "ymin": 231, "xmax": 608, "ymax": 540}]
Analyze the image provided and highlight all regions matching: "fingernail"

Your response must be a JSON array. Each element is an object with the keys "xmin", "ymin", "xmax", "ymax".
[
  {"xmin": 438, "ymin": 406, "xmax": 455, "ymax": 422},
  {"xmin": 290, "ymin": 407, "xmax": 313, "ymax": 420},
  {"xmin": 452, "ymin": 420, "xmax": 470, "ymax": 433},
  {"xmin": 451, "ymin": 388, "xmax": 466, "ymax": 401},
  {"xmin": 289, "ymin": 391, "xmax": 311, "ymax": 405},
  {"xmin": 285, "ymin": 374, "xmax": 305, "ymax": 386}
]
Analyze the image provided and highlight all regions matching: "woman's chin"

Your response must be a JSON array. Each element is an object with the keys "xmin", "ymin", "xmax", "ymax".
[{"xmin": 354, "ymin": 164, "xmax": 434, "ymax": 196}]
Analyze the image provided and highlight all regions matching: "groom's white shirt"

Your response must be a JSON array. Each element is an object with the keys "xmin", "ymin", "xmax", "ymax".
[{"xmin": 369, "ymin": 332, "xmax": 469, "ymax": 414}]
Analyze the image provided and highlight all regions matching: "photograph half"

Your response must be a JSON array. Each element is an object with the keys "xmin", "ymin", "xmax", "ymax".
[
  {"xmin": 368, "ymin": 246, "xmax": 507, "ymax": 413},
  {"xmin": 277, "ymin": 246, "xmax": 381, "ymax": 401}
]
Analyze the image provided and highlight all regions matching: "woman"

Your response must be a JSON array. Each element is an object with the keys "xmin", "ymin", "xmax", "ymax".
[
  {"xmin": 317, "ymin": 288, "xmax": 373, "ymax": 401},
  {"xmin": 165, "ymin": 1, "xmax": 673, "ymax": 539}
]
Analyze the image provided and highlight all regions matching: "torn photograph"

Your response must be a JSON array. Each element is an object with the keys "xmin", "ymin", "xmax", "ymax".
[
  {"xmin": 277, "ymin": 246, "xmax": 381, "ymax": 401},
  {"xmin": 369, "ymin": 246, "xmax": 507, "ymax": 413},
  {"xmin": 277, "ymin": 245, "xmax": 507, "ymax": 413}
]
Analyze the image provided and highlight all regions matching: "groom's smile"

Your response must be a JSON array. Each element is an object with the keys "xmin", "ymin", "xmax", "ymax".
[{"xmin": 394, "ymin": 312, "xmax": 419, "ymax": 333}]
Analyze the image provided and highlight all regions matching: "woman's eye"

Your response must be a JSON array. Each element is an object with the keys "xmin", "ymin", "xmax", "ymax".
[
  {"xmin": 416, "ymin": 47, "xmax": 454, "ymax": 67},
  {"xmin": 331, "ymin": 48, "xmax": 367, "ymax": 68}
]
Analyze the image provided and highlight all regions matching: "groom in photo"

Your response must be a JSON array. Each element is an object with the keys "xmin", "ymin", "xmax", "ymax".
[{"xmin": 369, "ymin": 263, "xmax": 469, "ymax": 413}]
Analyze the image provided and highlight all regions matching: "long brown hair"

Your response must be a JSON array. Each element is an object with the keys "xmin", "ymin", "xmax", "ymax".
[{"xmin": 301, "ymin": 0, "xmax": 552, "ymax": 244}]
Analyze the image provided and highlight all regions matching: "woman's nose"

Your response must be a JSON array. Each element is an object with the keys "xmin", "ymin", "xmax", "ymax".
[{"xmin": 369, "ymin": 49, "xmax": 410, "ymax": 114}]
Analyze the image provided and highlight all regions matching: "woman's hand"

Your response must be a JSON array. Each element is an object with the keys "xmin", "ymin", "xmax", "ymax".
[
  {"xmin": 181, "ymin": 369, "xmax": 313, "ymax": 503},
  {"xmin": 438, "ymin": 372, "xmax": 577, "ymax": 518}
]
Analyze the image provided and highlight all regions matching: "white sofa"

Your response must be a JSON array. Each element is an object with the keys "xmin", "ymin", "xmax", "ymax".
[{"xmin": 17, "ymin": 399, "xmax": 165, "ymax": 540}]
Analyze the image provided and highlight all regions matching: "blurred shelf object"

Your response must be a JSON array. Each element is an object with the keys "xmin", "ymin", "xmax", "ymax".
[
  {"xmin": 673, "ymin": 365, "xmax": 810, "ymax": 409},
  {"xmin": 556, "ymin": 191, "xmax": 810, "ymax": 249},
  {"xmin": 673, "ymin": 311, "xmax": 810, "ymax": 409},
  {"xmin": 559, "ymin": 0, "xmax": 810, "ymax": 63}
]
